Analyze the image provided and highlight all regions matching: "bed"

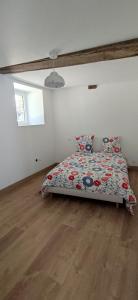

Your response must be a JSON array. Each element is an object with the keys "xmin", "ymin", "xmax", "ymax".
[{"xmin": 41, "ymin": 152, "xmax": 136, "ymax": 215}]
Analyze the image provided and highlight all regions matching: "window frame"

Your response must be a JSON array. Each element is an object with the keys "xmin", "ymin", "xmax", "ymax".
[
  {"xmin": 13, "ymin": 81, "xmax": 45, "ymax": 127},
  {"xmin": 14, "ymin": 89, "xmax": 29, "ymax": 126}
]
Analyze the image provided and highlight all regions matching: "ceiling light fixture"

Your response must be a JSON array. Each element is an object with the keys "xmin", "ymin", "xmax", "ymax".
[{"xmin": 44, "ymin": 50, "xmax": 65, "ymax": 88}]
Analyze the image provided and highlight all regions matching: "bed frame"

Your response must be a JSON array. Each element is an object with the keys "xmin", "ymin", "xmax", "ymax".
[{"xmin": 45, "ymin": 187, "xmax": 123, "ymax": 208}]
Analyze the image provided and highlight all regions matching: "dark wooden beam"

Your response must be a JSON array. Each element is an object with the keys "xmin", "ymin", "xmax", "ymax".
[
  {"xmin": 0, "ymin": 38, "xmax": 138, "ymax": 74},
  {"xmin": 88, "ymin": 85, "xmax": 97, "ymax": 89}
]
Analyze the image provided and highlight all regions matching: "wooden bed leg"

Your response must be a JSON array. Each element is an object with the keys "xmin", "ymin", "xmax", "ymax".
[{"xmin": 116, "ymin": 203, "xmax": 119, "ymax": 209}]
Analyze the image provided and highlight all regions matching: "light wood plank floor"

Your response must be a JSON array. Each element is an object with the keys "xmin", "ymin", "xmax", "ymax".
[{"xmin": 0, "ymin": 170, "xmax": 138, "ymax": 300}]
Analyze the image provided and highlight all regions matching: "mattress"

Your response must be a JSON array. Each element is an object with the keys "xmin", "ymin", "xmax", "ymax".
[{"xmin": 42, "ymin": 152, "xmax": 136, "ymax": 214}]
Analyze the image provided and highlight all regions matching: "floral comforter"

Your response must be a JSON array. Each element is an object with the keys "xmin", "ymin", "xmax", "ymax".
[{"xmin": 42, "ymin": 152, "xmax": 136, "ymax": 215}]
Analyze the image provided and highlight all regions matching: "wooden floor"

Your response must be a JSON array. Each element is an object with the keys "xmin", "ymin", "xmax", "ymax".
[{"xmin": 0, "ymin": 170, "xmax": 138, "ymax": 300}]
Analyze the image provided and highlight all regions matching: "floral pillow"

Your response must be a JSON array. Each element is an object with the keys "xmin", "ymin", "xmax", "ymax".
[
  {"xmin": 75, "ymin": 135, "xmax": 94, "ymax": 154},
  {"xmin": 103, "ymin": 136, "xmax": 121, "ymax": 153}
]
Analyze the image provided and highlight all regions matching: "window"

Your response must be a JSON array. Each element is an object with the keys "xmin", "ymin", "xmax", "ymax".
[
  {"xmin": 14, "ymin": 82, "xmax": 45, "ymax": 126},
  {"xmin": 15, "ymin": 91, "xmax": 27, "ymax": 125}
]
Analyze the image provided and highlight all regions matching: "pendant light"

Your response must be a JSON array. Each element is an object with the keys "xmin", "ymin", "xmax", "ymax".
[{"xmin": 44, "ymin": 50, "xmax": 65, "ymax": 88}]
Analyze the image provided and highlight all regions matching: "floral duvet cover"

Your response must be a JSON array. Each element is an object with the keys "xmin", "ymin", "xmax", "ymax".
[{"xmin": 42, "ymin": 152, "xmax": 136, "ymax": 215}]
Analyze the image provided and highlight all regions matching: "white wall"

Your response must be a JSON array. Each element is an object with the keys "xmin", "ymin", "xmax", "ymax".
[
  {"xmin": 0, "ymin": 75, "xmax": 55, "ymax": 189},
  {"xmin": 52, "ymin": 81, "xmax": 138, "ymax": 165},
  {"xmin": 27, "ymin": 89, "xmax": 45, "ymax": 125}
]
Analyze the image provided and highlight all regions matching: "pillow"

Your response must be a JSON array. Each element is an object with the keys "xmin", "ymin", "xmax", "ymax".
[
  {"xmin": 103, "ymin": 136, "xmax": 121, "ymax": 153},
  {"xmin": 75, "ymin": 135, "xmax": 94, "ymax": 154}
]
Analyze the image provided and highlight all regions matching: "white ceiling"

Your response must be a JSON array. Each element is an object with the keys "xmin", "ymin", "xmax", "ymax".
[
  {"xmin": 0, "ymin": 0, "xmax": 138, "ymax": 67},
  {"xmin": 11, "ymin": 57, "xmax": 138, "ymax": 87}
]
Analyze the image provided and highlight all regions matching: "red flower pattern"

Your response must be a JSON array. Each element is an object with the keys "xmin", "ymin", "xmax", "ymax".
[
  {"xmin": 102, "ymin": 177, "xmax": 109, "ymax": 182},
  {"xmin": 80, "ymin": 144, "xmax": 85, "ymax": 150},
  {"xmin": 76, "ymin": 184, "xmax": 82, "ymax": 189},
  {"xmin": 114, "ymin": 147, "xmax": 120, "ymax": 153},
  {"xmin": 47, "ymin": 175, "xmax": 52, "ymax": 180},
  {"xmin": 94, "ymin": 180, "xmax": 101, "ymax": 186},
  {"xmin": 68, "ymin": 175, "xmax": 75, "ymax": 181},
  {"xmin": 129, "ymin": 195, "xmax": 135, "ymax": 202},
  {"xmin": 122, "ymin": 182, "xmax": 128, "ymax": 189},
  {"xmin": 71, "ymin": 171, "xmax": 78, "ymax": 176}
]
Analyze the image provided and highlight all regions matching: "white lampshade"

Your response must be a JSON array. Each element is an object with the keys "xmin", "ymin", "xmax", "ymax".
[{"xmin": 44, "ymin": 71, "xmax": 65, "ymax": 88}]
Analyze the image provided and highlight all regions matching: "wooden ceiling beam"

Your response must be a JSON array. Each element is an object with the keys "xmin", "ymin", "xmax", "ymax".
[
  {"xmin": 88, "ymin": 85, "xmax": 97, "ymax": 89},
  {"xmin": 0, "ymin": 38, "xmax": 138, "ymax": 74}
]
